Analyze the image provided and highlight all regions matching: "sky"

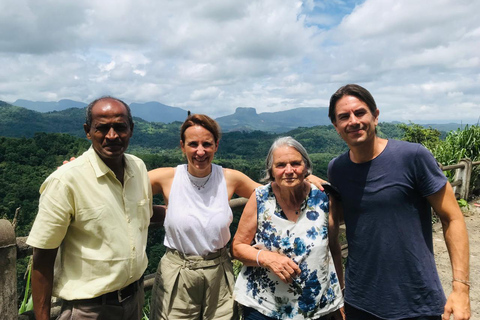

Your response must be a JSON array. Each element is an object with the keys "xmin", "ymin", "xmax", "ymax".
[{"xmin": 0, "ymin": 0, "xmax": 479, "ymax": 124}]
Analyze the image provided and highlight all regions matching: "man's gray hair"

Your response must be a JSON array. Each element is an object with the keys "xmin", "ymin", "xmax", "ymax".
[{"xmin": 262, "ymin": 136, "xmax": 313, "ymax": 182}]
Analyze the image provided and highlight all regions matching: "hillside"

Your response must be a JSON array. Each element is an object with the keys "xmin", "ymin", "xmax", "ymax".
[
  {"xmin": 0, "ymin": 102, "xmax": 85, "ymax": 137},
  {"xmin": 129, "ymin": 101, "xmax": 188, "ymax": 123},
  {"xmin": 215, "ymin": 107, "xmax": 331, "ymax": 132},
  {"xmin": 13, "ymin": 99, "xmax": 87, "ymax": 112},
  {"xmin": 0, "ymin": 100, "xmax": 410, "ymax": 158},
  {"xmin": 5, "ymin": 99, "xmax": 469, "ymax": 134}
]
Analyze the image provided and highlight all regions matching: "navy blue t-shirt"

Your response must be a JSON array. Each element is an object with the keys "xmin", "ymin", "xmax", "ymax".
[{"xmin": 328, "ymin": 139, "xmax": 447, "ymax": 319}]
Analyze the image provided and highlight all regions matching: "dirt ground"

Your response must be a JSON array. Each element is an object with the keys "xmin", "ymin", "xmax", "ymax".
[{"xmin": 433, "ymin": 198, "xmax": 479, "ymax": 319}]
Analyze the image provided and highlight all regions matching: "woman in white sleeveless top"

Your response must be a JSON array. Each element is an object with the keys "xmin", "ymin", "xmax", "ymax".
[
  {"xmin": 148, "ymin": 114, "xmax": 260, "ymax": 320},
  {"xmin": 148, "ymin": 115, "xmax": 328, "ymax": 320}
]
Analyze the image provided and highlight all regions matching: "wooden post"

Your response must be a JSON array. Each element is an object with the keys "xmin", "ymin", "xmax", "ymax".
[
  {"xmin": 0, "ymin": 219, "xmax": 17, "ymax": 320},
  {"xmin": 453, "ymin": 159, "xmax": 472, "ymax": 199}
]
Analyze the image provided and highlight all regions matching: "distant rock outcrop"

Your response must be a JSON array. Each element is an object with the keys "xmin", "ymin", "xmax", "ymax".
[{"xmin": 216, "ymin": 107, "xmax": 331, "ymax": 133}]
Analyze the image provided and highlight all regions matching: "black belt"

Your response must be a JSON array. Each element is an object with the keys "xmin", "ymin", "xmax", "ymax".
[{"xmin": 72, "ymin": 276, "xmax": 144, "ymax": 305}]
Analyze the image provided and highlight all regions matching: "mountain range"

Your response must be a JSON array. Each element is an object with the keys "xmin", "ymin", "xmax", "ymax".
[
  {"xmin": 12, "ymin": 99, "xmax": 331, "ymax": 132},
  {"xmin": 8, "ymin": 98, "xmax": 469, "ymax": 133}
]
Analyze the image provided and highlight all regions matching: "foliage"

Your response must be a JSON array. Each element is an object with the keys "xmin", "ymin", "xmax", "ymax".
[
  {"xmin": 18, "ymin": 259, "xmax": 33, "ymax": 314},
  {"xmin": 377, "ymin": 122, "xmax": 405, "ymax": 140},
  {"xmin": 457, "ymin": 199, "xmax": 469, "ymax": 209},
  {"xmin": 398, "ymin": 122, "xmax": 442, "ymax": 149},
  {"xmin": 432, "ymin": 125, "xmax": 480, "ymax": 164},
  {"xmin": 233, "ymin": 259, "xmax": 243, "ymax": 279},
  {"xmin": 400, "ymin": 123, "xmax": 480, "ymax": 195}
]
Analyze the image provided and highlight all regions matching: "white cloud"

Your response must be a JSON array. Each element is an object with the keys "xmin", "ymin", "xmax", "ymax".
[
  {"xmin": 0, "ymin": 0, "xmax": 478, "ymax": 124},
  {"xmin": 190, "ymin": 87, "xmax": 223, "ymax": 101}
]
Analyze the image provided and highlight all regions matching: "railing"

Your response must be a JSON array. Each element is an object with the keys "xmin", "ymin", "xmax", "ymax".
[
  {"xmin": 439, "ymin": 158, "xmax": 480, "ymax": 199},
  {"xmin": 2, "ymin": 158, "xmax": 479, "ymax": 319}
]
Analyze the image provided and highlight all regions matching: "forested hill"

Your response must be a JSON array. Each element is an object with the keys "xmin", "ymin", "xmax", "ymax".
[
  {"xmin": 0, "ymin": 101, "xmax": 86, "ymax": 137},
  {"xmin": 1, "ymin": 100, "xmax": 405, "ymax": 154}
]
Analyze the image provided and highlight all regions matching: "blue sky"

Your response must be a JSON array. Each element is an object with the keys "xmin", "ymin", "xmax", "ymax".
[{"xmin": 0, "ymin": 0, "xmax": 479, "ymax": 124}]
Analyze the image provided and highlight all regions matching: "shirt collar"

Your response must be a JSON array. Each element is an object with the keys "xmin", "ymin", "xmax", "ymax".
[{"xmin": 86, "ymin": 146, "xmax": 134, "ymax": 180}]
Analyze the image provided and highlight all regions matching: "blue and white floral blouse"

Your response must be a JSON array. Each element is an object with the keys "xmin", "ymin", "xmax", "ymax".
[{"xmin": 234, "ymin": 183, "xmax": 343, "ymax": 319}]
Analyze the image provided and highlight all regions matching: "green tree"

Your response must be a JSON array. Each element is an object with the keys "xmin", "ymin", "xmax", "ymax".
[{"xmin": 399, "ymin": 122, "xmax": 441, "ymax": 149}]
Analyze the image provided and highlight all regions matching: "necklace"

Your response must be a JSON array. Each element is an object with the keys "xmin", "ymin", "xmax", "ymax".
[
  {"xmin": 295, "ymin": 200, "xmax": 308, "ymax": 215},
  {"xmin": 187, "ymin": 170, "xmax": 212, "ymax": 190},
  {"xmin": 275, "ymin": 183, "xmax": 308, "ymax": 215}
]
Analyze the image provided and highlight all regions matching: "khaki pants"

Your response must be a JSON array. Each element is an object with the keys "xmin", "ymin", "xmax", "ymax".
[
  {"xmin": 57, "ymin": 281, "xmax": 144, "ymax": 320},
  {"xmin": 150, "ymin": 247, "xmax": 238, "ymax": 320}
]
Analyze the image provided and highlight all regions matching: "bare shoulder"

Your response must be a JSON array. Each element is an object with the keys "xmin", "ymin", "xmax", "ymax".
[
  {"xmin": 223, "ymin": 168, "xmax": 244, "ymax": 181},
  {"xmin": 148, "ymin": 167, "xmax": 176, "ymax": 196},
  {"xmin": 223, "ymin": 168, "xmax": 260, "ymax": 199},
  {"xmin": 223, "ymin": 168, "xmax": 256, "ymax": 185},
  {"xmin": 148, "ymin": 167, "xmax": 175, "ymax": 182}
]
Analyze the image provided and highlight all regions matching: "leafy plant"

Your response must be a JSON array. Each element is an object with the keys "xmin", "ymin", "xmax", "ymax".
[
  {"xmin": 233, "ymin": 259, "xmax": 244, "ymax": 279},
  {"xmin": 457, "ymin": 199, "xmax": 469, "ymax": 209},
  {"xmin": 399, "ymin": 122, "xmax": 442, "ymax": 150},
  {"xmin": 400, "ymin": 123, "xmax": 480, "ymax": 196},
  {"xmin": 142, "ymin": 301, "xmax": 150, "ymax": 320},
  {"xmin": 432, "ymin": 125, "xmax": 480, "ymax": 189},
  {"xmin": 18, "ymin": 258, "xmax": 33, "ymax": 314}
]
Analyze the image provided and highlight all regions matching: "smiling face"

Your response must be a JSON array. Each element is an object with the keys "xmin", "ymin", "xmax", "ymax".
[
  {"xmin": 180, "ymin": 125, "xmax": 219, "ymax": 177},
  {"xmin": 333, "ymin": 95, "xmax": 379, "ymax": 148},
  {"xmin": 84, "ymin": 98, "xmax": 133, "ymax": 165},
  {"xmin": 272, "ymin": 146, "xmax": 306, "ymax": 189}
]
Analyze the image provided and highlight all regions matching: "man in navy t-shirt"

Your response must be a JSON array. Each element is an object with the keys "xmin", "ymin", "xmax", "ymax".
[{"xmin": 327, "ymin": 84, "xmax": 470, "ymax": 320}]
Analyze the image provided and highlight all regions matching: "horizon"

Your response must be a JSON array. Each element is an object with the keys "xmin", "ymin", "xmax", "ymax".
[{"xmin": 4, "ymin": 98, "xmax": 479, "ymax": 126}]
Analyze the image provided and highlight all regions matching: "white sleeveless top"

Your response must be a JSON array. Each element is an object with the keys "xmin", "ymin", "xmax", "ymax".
[{"xmin": 164, "ymin": 164, "xmax": 233, "ymax": 256}]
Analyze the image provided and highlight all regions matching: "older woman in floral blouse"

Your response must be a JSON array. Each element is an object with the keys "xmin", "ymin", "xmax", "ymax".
[{"xmin": 232, "ymin": 137, "xmax": 344, "ymax": 320}]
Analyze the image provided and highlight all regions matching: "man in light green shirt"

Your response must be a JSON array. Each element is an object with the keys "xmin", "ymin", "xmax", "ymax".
[{"xmin": 27, "ymin": 97, "xmax": 153, "ymax": 320}]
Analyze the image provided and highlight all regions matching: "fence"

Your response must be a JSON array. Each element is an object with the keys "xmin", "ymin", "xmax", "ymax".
[
  {"xmin": 440, "ymin": 158, "xmax": 480, "ymax": 200},
  {"xmin": 1, "ymin": 158, "xmax": 479, "ymax": 319}
]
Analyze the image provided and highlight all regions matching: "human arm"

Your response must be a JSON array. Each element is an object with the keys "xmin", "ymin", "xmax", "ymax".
[
  {"xmin": 328, "ymin": 196, "xmax": 346, "ymax": 320},
  {"xmin": 148, "ymin": 167, "xmax": 175, "ymax": 198},
  {"xmin": 305, "ymin": 174, "xmax": 326, "ymax": 191},
  {"xmin": 31, "ymin": 247, "xmax": 58, "ymax": 320},
  {"xmin": 231, "ymin": 192, "xmax": 301, "ymax": 284},
  {"xmin": 427, "ymin": 183, "xmax": 470, "ymax": 320},
  {"xmin": 150, "ymin": 205, "xmax": 166, "ymax": 226},
  {"xmin": 224, "ymin": 168, "xmax": 261, "ymax": 199},
  {"xmin": 328, "ymin": 196, "xmax": 345, "ymax": 291}
]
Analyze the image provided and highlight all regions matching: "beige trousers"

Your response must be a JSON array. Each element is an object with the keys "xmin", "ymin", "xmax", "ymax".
[{"xmin": 150, "ymin": 247, "xmax": 238, "ymax": 320}]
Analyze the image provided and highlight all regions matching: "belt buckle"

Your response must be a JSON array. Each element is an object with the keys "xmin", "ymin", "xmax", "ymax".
[{"xmin": 117, "ymin": 287, "xmax": 130, "ymax": 303}]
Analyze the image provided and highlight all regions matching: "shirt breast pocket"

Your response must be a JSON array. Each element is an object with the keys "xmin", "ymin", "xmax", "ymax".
[
  {"xmin": 136, "ymin": 198, "xmax": 151, "ymax": 231},
  {"xmin": 75, "ymin": 204, "xmax": 106, "ymax": 233}
]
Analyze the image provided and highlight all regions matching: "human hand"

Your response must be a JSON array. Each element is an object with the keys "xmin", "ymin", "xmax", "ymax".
[
  {"xmin": 57, "ymin": 157, "xmax": 76, "ymax": 169},
  {"xmin": 443, "ymin": 286, "xmax": 470, "ymax": 320},
  {"xmin": 327, "ymin": 307, "xmax": 345, "ymax": 320},
  {"xmin": 305, "ymin": 174, "xmax": 325, "ymax": 191},
  {"xmin": 259, "ymin": 251, "xmax": 301, "ymax": 284}
]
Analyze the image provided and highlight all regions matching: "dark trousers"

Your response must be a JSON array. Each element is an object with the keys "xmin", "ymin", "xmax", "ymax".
[
  {"xmin": 243, "ymin": 306, "xmax": 331, "ymax": 320},
  {"xmin": 344, "ymin": 303, "xmax": 442, "ymax": 320},
  {"xmin": 57, "ymin": 281, "xmax": 144, "ymax": 320}
]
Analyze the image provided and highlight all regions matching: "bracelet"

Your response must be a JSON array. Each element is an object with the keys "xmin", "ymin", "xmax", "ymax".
[
  {"xmin": 256, "ymin": 249, "xmax": 263, "ymax": 267},
  {"xmin": 453, "ymin": 278, "xmax": 471, "ymax": 287}
]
